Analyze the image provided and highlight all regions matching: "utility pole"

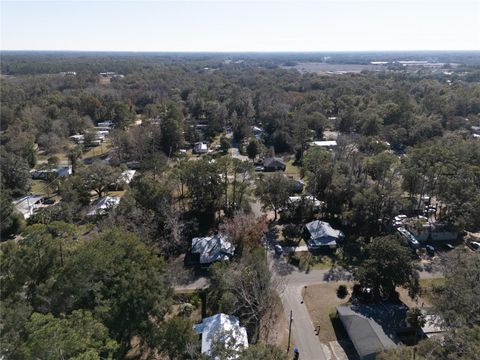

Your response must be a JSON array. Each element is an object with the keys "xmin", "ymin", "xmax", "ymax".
[{"xmin": 287, "ymin": 310, "xmax": 293, "ymax": 353}]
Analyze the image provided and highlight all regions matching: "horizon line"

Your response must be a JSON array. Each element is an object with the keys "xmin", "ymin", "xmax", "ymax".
[{"xmin": 2, "ymin": 49, "xmax": 480, "ymax": 54}]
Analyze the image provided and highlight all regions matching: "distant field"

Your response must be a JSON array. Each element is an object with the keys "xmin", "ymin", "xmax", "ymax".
[{"xmin": 282, "ymin": 62, "xmax": 382, "ymax": 74}]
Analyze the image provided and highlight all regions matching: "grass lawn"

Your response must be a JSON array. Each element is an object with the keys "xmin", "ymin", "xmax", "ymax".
[
  {"xmin": 290, "ymin": 250, "xmax": 340, "ymax": 271},
  {"xmin": 284, "ymin": 159, "xmax": 301, "ymax": 178},
  {"xmin": 30, "ymin": 180, "xmax": 48, "ymax": 195},
  {"xmin": 304, "ymin": 282, "xmax": 353, "ymax": 342},
  {"xmin": 311, "ymin": 255, "xmax": 337, "ymax": 270},
  {"xmin": 82, "ymin": 139, "xmax": 111, "ymax": 159},
  {"xmin": 419, "ymin": 278, "xmax": 445, "ymax": 303}
]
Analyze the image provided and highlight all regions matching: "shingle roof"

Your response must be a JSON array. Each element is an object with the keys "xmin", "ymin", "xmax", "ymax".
[{"xmin": 263, "ymin": 157, "xmax": 285, "ymax": 168}]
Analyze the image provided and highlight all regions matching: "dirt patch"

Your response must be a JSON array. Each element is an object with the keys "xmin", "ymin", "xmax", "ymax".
[
  {"xmin": 397, "ymin": 278, "xmax": 444, "ymax": 309},
  {"xmin": 260, "ymin": 293, "xmax": 295, "ymax": 351}
]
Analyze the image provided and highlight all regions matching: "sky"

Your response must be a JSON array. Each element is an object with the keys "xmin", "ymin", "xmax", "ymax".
[{"xmin": 1, "ymin": 0, "xmax": 479, "ymax": 52}]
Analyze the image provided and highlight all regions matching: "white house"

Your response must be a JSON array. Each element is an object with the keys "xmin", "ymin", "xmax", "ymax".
[
  {"xmin": 110, "ymin": 170, "xmax": 136, "ymax": 190},
  {"xmin": 288, "ymin": 195, "xmax": 323, "ymax": 210},
  {"xmin": 31, "ymin": 166, "xmax": 72, "ymax": 180},
  {"xmin": 97, "ymin": 121, "xmax": 113, "ymax": 128},
  {"xmin": 310, "ymin": 140, "xmax": 337, "ymax": 148},
  {"xmin": 194, "ymin": 313, "xmax": 248, "ymax": 359},
  {"xmin": 13, "ymin": 195, "xmax": 44, "ymax": 219},
  {"xmin": 87, "ymin": 196, "xmax": 120, "ymax": 216},
  {"xmin": 194, "ymin": 142, "xmax": 209, "ymax": 154},
  {"xmin": 69, "ymin": 134, "xmax": 85, "ymax": 144}
]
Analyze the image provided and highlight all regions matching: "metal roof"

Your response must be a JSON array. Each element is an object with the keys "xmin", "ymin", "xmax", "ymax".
[
  {"xmin": 191, "ymin": 234, "xmax": 235, "ymax": 264},
  {"xmin": 337, "ymin": 305, "xmax": 398, "ymax": 359},
  {"xmin": 194, "ymin": 313, "xmax": 248, "ymax": 359},
  {"xmin": 305, "ymin": 220, "xmax": 344, "ymax": 247}
]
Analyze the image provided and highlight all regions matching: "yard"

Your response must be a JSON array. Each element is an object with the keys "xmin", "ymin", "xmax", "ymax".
[
  {"xmin": 397, "ymin": 277, "xmax": 444, "ymax": 309},
  {"xmin": 82, "ymin": 139, "xmax": 111, "ymax": 159},
  {"xmin": 304, "ymin": 281, "xmax": 353, "ymax": 343},
  {"xmin": 284, "ymin": 158, "xmax": 301, "ymax": 178}
]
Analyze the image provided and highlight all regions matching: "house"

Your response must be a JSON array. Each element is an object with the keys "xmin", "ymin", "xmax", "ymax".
[
  {"xmin": 97, "ymin": 121, "xmax": 113, "ymax": 128},
  {"xmin": 305, "ymin": 220, "xmax": 344, "ymax": 249},
  {"xmin": 69, "ymin": 134, "xmax": 85, "ymax": 144},
  {"xmin": 31, "ymin": 166, "xmax": 72, "ymax": 180},
  {"xmin": 109, "ymin": 170, "xmax": 136, "ymax": 190},
  {"xmin": 13, "ymin": 195, "xmax": 44, "ymax": 219},
  {"xmin": 99, "ymin": 72, "xmax": 124, "ymax": 79},
  {"xmin": 310, "ymin": 140, "xmax": 337, "ymax": 148},
  {"xmin": 194, "ymin": 142, "xmax": 209, "ymax": 154},
  {"xmin": 194, "ymin": 313, "xmax": 248, "ymax": 359},
  {"xmin": 337, "ymin": 305, "xmax": 400, "ymax": 359},
  {"xmin": 59, "ymin": 71, "xmax": 77, "ymax": 76},
  {"xmin": 288, "ymin": 196, "xmax": 323, "ymax": 211},
  {"xmin": 263, "ymin": 157, "xmax": 286, "ymax": 172},
  {"xmin": 191, "ymin": 234, "xmax": 235, "ymax": 265},
  {"xmin": 87, "ymin": 196, "xmax": 121, "ymax": 216},
  {"xmin": 404, "ymin": 219, "xmax": 458, "ymax": 243}
]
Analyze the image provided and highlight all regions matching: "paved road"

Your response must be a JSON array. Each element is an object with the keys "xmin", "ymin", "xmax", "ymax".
[{"xmin": 281, "ymin": 279, "xmax": 329, "ymax": 360}]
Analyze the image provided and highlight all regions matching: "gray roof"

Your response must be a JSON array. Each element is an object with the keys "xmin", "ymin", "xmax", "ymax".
[
  {"xmin": 337, "ymin": 305, "xmax": 399, "ymax": 359},
  {"xmin": 192, "ymin": 234, "xmax": 235, "ymax": 264},
  {"xmin": 305, "ymin": 220, "xmax": 344, "ymax": 247},
  {"xmin": 263, "ymin": 157, "xmax": 285, "ymax": 168}
]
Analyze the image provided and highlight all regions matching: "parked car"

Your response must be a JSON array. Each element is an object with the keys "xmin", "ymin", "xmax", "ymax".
[
  {"xmin": 444, "ymin": 243, "xmax": 455, "ymax": 251},
  {"xmin": 274, "ymin": 244, "xmax": 283, "ymax": 255},
  {"xmin": 469, "ymin": 241, "xmax": 480, "ymax": 251},
  {"xmin": 255, "ymin": 166, "xmax": 265, "ymax": 172},
  {"xmin": 426, "ymin": 245, "xmax": 435, "ymax": 256}
]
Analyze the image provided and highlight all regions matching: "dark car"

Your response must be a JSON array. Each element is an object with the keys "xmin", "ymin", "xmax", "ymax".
[
  {"xmin": 444, "ymin": 243, "xmax": 455, "ymax": 251},
  {"xmin": 469, "ymin": 241, "xmax": 480, "ymax": 251},
  {"xmin": 426, "ymin": 245, "xmax": 435, "ymax": 256},
  {"xmin": 42, "ymin": 198, "xmax": 55, "ymax": 205},
  {"xmin": 274, "ymin": 244, "xmax": 283, "ymax": 255}
]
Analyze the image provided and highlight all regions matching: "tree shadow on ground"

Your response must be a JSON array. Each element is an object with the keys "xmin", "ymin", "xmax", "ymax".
[{"xmin": 323, "ymin": 267, "xmax": 353, "ymax": 282}]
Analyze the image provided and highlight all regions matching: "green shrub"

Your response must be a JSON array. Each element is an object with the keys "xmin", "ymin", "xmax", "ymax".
[{"xmin": 337, "ymin": 285, "xmax": 348, "ymax": 299}]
